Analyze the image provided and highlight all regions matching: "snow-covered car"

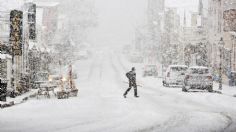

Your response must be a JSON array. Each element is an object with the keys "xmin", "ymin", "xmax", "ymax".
[
  {"xmin": 143, "ymin": 65, "xmax": 158, "ymax": 77},
  {"xmin": 163, "ymin": 65, "xmax": 188, "ymax": 86},
  {"xmin": 182, "ymin": 66, "xmax": 213, "ymax": 92}
]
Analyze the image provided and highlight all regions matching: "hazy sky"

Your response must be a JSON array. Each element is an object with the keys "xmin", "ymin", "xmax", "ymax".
[
  {"xmin": 89, "ymin": 0, "xmax": 199, "ymax": 48},
  {"xmin": 89, "ymin": 0, "xmax": 147, "ymax": 47}
]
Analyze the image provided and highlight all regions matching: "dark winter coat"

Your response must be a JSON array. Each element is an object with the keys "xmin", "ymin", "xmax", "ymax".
[{"xmin": 126, "ymin": 71, "xmax": 136, "ymax": 86}]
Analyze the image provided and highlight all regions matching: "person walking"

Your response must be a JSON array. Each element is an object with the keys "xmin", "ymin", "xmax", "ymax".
[{"xmin": 123, "ymin": 67, "xmax": 139, "ymax": 98}]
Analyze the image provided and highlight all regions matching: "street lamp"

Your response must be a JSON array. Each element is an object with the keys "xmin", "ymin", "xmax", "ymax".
[{"xmin": 219, "ymin": 37, "xmax": 225, "ymax": 90}]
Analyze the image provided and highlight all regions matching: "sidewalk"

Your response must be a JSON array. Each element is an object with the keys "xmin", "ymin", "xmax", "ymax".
[
  {"xmin": 213, "ymin": 82, "xmax": 236, "ymax": 97},
  {"xmin": 0, "ymin": 89, "xmax": 38, "ymax": 108}
]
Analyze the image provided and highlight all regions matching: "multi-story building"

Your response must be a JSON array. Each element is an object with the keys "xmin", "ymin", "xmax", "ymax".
[
  {"xmin": 163, "ymin": 8, "xmax": 180, "ymax": 45},
  {"xmin": 36, "ymin": 2, "xmax": 59, "ymax": 46},
  {"xmin": 207, "ymin": 0, "xmax": 236, "ymax": 84},
  {"xmin": 146, "ymin": 0, "xmax": 165, "ymax": 63},
  {"xmin": 207, "ymin": 0, "xmax": 224, "ymax": 68},
  {"xmin": 162, "ymin": 8, "xmax": 181, "ymax": 66},
  {"xmin": 223, "ymin": 0, "xmax": 236, "ymax": 72},
  {"xmin": 179, "ymin": 0, "xmax": 208, "ymax": 67}
]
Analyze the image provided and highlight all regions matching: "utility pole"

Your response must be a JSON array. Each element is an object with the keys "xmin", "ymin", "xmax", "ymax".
[
  {"xmin": 233, "ymin": 35, "xmax": 236, "ymax": 71},
  {"xmin": 219, "ymin": 37, "xmax": 224, "ymax": 90}
]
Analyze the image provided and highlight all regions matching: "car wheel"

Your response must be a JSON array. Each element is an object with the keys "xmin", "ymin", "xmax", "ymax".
[
  {"xmin": 182, "ymin": 86, "xmax": 188, "ymax": 92},
  {"xmin": 207, "ymin": 85, "xmax": 213, "ymax": 92}
]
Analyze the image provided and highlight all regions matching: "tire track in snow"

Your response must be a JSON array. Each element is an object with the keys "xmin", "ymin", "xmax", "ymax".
[
  {"xmin": 137, "ymin": 112, "xmax": 189, "ymax": 132},
  {"xmin": 200, "ymin": 92, "xmax": 236, "ymax": 131},
  {"xmin": 137, "ymin": 111, "xmax": 234, "ymax": 132},
  {"xmin": 220, "ymin": 112, "xmax": 233, "ymax": 132}
]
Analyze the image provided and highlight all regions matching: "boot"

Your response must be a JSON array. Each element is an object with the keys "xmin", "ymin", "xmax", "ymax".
[{"xmin": 123, "ymin": 87, "xmax": 131, "ymax": 98}]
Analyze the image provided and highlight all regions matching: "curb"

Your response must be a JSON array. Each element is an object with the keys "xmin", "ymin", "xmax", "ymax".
[{"xmin": 0, "ymin": 92, "xmax": 37, "ymax": 109}]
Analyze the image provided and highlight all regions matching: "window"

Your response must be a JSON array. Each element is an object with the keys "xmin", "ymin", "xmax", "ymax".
[
  {"xmin": 190, "ymin": 68, "xmax": 209, "ymax": 74},
  {"xmin": 171, "ymin": 67, "xmax": 187, "ymax": 72}
]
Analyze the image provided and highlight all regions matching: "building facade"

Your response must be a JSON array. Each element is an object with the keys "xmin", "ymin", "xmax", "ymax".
[
  {"xmin": 207, "ymin": 0, "xmax": 236, "ymax": 84},
  {"xmin": 147, "ymin": 0, "xmax": 165, "ymax": 63}
]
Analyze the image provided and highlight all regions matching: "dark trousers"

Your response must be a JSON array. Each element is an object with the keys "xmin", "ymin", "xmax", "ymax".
[{"xmin": 124, "ymin": 82, "xmax": 138, "ymax": 96}]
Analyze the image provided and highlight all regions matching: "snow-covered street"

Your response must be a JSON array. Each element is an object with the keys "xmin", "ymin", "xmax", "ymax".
[{"xmin": 1, "ymin": 50, "xmax": 236, "ymax": 132}]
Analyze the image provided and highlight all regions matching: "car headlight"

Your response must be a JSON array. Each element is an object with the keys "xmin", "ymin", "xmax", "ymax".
[
  {"xmin": 62, "ymin": 77, "xmax": 67, "ymax": 82},
  {"xmin": 48, "ymin": 77, "xmax": 52, "ymax": 82}
]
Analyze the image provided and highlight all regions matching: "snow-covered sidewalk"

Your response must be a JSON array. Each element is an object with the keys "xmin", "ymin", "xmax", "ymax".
[{"xmin": 0, "ymin": 89, "xmax": 38, "ymax": 108}]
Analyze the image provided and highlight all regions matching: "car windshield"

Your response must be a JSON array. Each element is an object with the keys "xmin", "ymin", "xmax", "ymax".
[
  {"xmin": 189, "ymin": 68, "xmax": 209, "ymax": 74},
  {"xmin": 171, "ymin": 67, "xmax": 187, "ymax": 72}
]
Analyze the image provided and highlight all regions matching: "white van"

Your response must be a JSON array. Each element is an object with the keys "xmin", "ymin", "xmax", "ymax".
[{"xmin": 163, "ymin": 65, "xmax": 188, "ymax": 87}]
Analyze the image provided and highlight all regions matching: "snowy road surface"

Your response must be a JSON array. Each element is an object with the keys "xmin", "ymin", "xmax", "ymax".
[{"xmin": 1, "ymin": 49, "xmax": 236, "ymax": 132}]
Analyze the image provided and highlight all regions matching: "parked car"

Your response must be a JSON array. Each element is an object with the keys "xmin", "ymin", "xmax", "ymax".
[
  {"xmin": 182, "ymin": 66, "xmax": 213, "ymax": 92},
  {"xmin": 163, "ymin": 65, "xmax": 188, "ymax": 87},
  {"xmin": 143, "ymin": 65, "xmax": 158, "ymax": 77}
]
